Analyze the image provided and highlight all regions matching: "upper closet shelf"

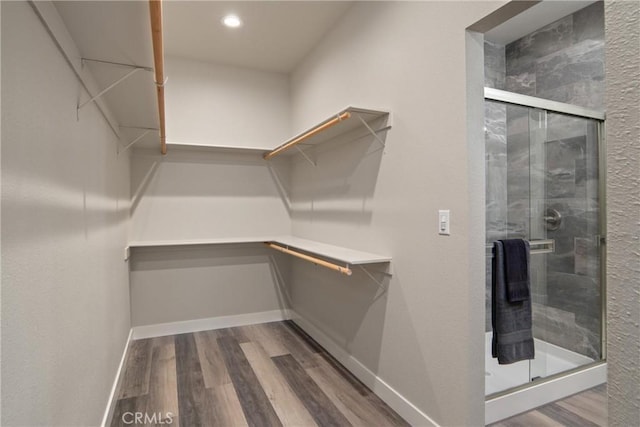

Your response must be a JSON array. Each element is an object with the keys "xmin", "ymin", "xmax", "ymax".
[
  {"xmin": 264, "ymin": 106, "xmax": 391, "ymax": 160},
  {"xmin": 165, "ymin": 142, "xmax": 269, "ymax": 153},
  {"xmin": 162, "ymin": 107, "xmax": 391, "ymax": 157}
]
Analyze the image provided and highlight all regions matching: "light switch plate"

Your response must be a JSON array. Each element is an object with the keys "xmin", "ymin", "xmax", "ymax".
[{"xmin": 439, "ymin": 209, "xmax": 450, "ymax": 235}]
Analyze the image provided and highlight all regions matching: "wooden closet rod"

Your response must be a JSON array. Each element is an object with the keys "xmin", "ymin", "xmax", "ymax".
[
  {"xmin": 264, "ymin": 111, "xmax": 351, "ymax": 160},
  {"xmin": 264, "ymin": 243, "xmax": 352, "ymax": 276},
  {"xmin": 149, "ymin": 0, "xmax": 167, "ymax": 155}
]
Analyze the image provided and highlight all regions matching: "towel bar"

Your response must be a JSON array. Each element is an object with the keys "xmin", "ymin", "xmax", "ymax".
[{"xmin": 485, "ymin": 239, "xmax": 555, "ymax": 257}]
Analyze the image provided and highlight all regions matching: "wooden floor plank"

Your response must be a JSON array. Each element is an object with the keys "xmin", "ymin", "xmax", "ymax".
[
  {"xmin": 217, "ymin": 335, "xmax": 283, "ymax": 427},
  {"xmin": 118, "ymin": 339, "xmax": 153, "ymax": 399},
  {"xmin": 110, "ymin": 396, "xmax": 147, "ymax": 427},
  {"xmin": 272, "ymin": 354, "xmax": 352, "ymax": 427},
  {"xmin": 537, "ymin": 402, "xmax": 600, "ymax": 427},
  {"xmin": 556, "ymin": 386, "xmax": 608, "ymax": 427},
  {"xmin": 175, "ymin": 333, "xmax": 214, "ymax": 427},
  {"xmin": 145, "ymin": 336, "xmax": 179, "ymax": 427},
  {"xmin": 283, "ymin": 320, "xmax": 326, "ymax": 353},
  {"xmin": 316, "ymin": 351, "xmax": 370, "ymax": 397},
  {"xmin": 194, "ymin": 330, "xmax": 231, "ymax": 388},
  {"xmin": 308, "ymin": 353, "xmax": 409, "ymax": 427},
  {"xmin": 492, "ymin": 410, "xmax": 565, "ymax": 427},
  {"xmin": 209, "ymin": 383, "xmax": 250, "ymax": 427},
  {"xmin": 556, "ymin": 399, "xmax": 607, "ymax": 427},
  {"xmin": 267, "ymin": 322, "xmax": 319, "ymax": 368},
  {"xmin": 306, "ymin": 364, "xmax": 380, "ymax": 426},
  {"xmin": 239, "ymin": 323, "xmax": 290, "ymax": 357},
  {"xmin": 241, "ymin": 341, "xmax": 318, "ymax": 427}
]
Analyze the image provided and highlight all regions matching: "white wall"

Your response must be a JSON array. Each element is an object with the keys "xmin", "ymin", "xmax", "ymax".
[
  {"xmin": 1, "ymin": 2, "xmax": 131, "ymax": 425},
  {"xmin": 130, "ymin": 148, "xmax": 290, "ymax": 242},
  {"xmin": 604, "ymin": 1, "xmax": 640, "ymax": 426},
  {"xmin": 165, "ymin": 56, "xmax": 290, "ymax": 148},
  {"xmin": 129, "ymin": 57, "xmax": 293, "ymax": 326},
  {"xmin": 130, "ymin": 245, "xmax": 291, "ymax": 327},
  {"xmin": 288, "ymin": 2, "xmax": 500, "ymax": 425}
]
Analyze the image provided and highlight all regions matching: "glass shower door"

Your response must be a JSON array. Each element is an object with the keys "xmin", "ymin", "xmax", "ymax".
[
  {"xmin": 485, "ymin": 98, "xmax": 604, "ymax": 396},
  {"xmin": 528, "ymin": 111, "xmax": 603, "ymax": 382}
]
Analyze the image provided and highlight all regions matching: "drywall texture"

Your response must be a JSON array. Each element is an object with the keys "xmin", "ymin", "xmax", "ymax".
[
  {"xmin": 605, "ymin": 1, "xmax": 640, "ymax": 426},
  {"xmin": 130, "ymin": 245, "xmax": 290, "ymax": 326},
  {"xmin": 130, "ymin": 148, "xmax": 291, "ymax": 241},
  {"xmin": 165, "ymin": 56, "xmax": 290, "ymax": 148},
  {"xmin": 288, "ymin": 2, "xmax": 500, "ymax": 425},
  {"xmin": 1, "ymin": 2, "xmax": 131, "ymax": 426},
  {"xmin": 130, "ymin": 82, "xmax": 292, "ymax": 325},
  {"xmin": 130, "ymin": 57, "xmax": 293, "ymax": 326}
]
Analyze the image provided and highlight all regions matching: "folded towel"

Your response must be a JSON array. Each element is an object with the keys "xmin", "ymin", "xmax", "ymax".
[
  {"xmin": 501, "ymin": 239, "xmax": 530, "ymax": 302},
  {"xmin": 492, "ymin": 240, "xmax": 534, "ymax": 364}
]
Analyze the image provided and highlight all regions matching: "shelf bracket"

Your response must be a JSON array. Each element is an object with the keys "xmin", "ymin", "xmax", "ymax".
[
  {"xmin": 77, "ymin": 67, "xmax": 146, "ymax": 111},
  {"xmin": 355, "ymin": 113, "xmax": 387, "ymax": 148},
  {"xmin": 81, "ymin": 58, "xmax": 154, "ymax": 72},
  {"xmin": 295, "ymin": 145, "xmax": 316, "ymax": 167},
  {"xmin": 118, "ymin": 127, "xmax": 158, "ymax": 155},
  {"xmin": 358, "ymin": 265, "xmax": 391, "ymax": 292}
]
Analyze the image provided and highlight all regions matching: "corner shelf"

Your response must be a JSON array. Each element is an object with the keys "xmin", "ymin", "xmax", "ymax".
[
  {"xmin": 161, "ymin": 106, "xmax": 391, "ymax": 158},
  {"xmin": 269, "ymin": 236, "xmax": 391, "ymax": 265},
  {"xmin": 126, "ymin": 235, "xmax": 391, "ymax": 276}
]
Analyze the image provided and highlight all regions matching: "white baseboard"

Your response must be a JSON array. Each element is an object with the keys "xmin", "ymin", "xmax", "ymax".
[
  {"xmin": 131, "ymin": 309, "xmax": 291, "ymax": 340},
  {"xmin": 485, "ymin": 362, "xmax": 607, "ymax": 424},
  {"xmin": 288, "ymin": 311, "xmax": 439, "ymax": 427},
  {"xmin": 101, "ymin": 328, "xmax": 133, "ymax": 427}
]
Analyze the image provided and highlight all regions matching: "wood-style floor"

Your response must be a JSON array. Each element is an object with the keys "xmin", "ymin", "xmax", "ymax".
[
  {"xmin": 489, "ymin": 384, "xmax": 607, "ymax": 427},
  {"xmin": 110, "ymin": 321, "xmax": 409, "ymax": 427}
]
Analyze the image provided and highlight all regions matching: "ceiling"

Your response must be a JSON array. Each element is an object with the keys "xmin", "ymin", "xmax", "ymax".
[
  {"xmin": 485, "ymin": 0, "xmax": 599, "ymax": 45},
  {"xmin": 163, "ymin": 1, "xmax": 353, "ymax": 73}
]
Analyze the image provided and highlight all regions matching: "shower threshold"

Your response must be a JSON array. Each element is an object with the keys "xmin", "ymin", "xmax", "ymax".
[{"xmin": 484, "ymin": 331, "xmax": 606, "ymax": 424}]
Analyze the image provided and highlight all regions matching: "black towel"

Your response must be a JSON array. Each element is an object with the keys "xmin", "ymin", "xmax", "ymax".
[
  {"xmin": 492, "ymin": 240, "xmax": 534, "ymax": 364},
  {"xmin": 501, "ymin": 239, "xmax": 530, "ymax": 302}
]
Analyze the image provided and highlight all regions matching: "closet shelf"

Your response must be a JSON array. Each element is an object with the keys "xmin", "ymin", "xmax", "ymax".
[
  {"xmin": 268, "ymin": 236, "xmax": 391, "ymax": 265},
  {"xmin": 165, "ymin": 142, "xmax": 269, "ymax": 153},
  {"xmin": 126, "ymin": 235, "xmax": 392, "ymax": 267},
  {"xmin": 264, "ymin": 106, "xmax": 391, "ymax": 160},
  {"xmin": 163, "ymin": 107, "xmax": 391, "ymax": 156}
]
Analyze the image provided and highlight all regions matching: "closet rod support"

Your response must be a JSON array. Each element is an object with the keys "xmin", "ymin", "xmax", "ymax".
[
  {"xmin": 355, "ymin": 113, "xmax": 386, "ymax": 148},
  {"xmin": 81, "ymin": 58, "xmax": 154, "ymax": 72},
  {"xmin": 295, "ymin": 146, "xmax": 316, "ymax": 167},
  {"xmin": 119, "ymin": 129, "xmax": 153, "ymax": 155},
  {"xmin": 78, "ymin": 67, "xmax": 143, "ymax": 110},
  {"xmin": 358, "ymin": 265, "xmax": 387, "ymax": 291},
  {"xmin": 120, "ymin": 126, "xmax": 160, "ymax": 131}
]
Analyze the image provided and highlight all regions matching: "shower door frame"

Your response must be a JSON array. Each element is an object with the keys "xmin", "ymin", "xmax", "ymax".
[{"xmin": 484, "ymin": 87, "xmax": 607, "ymax": 397}]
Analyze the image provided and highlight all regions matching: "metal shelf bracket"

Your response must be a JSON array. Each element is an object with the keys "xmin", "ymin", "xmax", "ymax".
[
  {"xmin": 77, "ymin": 61, "xmax": 152, "ymax": 111},
  {"xmin": 358, "ymin": 265, "xmax": 391, "ymax": 292},
  {"xmin": 355, "ymin": 113, "xmax": 387, "ymax": 148},
  {"xmin": 295, "ymin": 145, "xmax": 317, "ymax": 167},
  {"xmin": 118, "ymin": 126, "xmax": 159, "ymax": 155}
]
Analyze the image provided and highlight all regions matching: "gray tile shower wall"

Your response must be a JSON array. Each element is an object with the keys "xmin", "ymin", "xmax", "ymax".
[
  {"xmin": 505, "ymin": 1, "xmax": 604, "ymax": 110},
  {"xmin": 483, "ymin": 2, "xmax": 604, "ymax": 354}
]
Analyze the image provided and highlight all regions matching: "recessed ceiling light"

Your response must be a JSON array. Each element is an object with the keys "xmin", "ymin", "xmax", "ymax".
[{"xmin": 222, "ymin": 14, "xmax": 242, "ymax": 28}]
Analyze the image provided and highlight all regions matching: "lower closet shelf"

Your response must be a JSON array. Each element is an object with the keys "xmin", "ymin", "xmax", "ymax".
[{"xmin": 126, "ymin": 235, "xmax": 392, "ymax": 274}]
